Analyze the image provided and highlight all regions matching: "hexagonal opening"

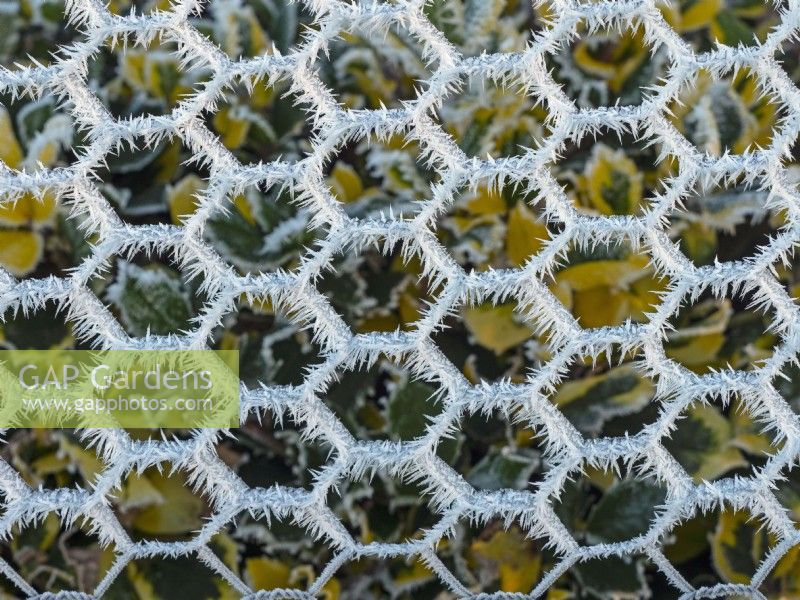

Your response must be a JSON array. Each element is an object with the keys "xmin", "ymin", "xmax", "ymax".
[
  {"xmin": 553, "ymin": 552, "xmax": 678, "ymax": 598},
  {"xmin": 436, "ymin": 76, "xmax": 553, "ymax": 159},
  {"xmin": 548, "ymin": 240, "xmax": 667, "ymax": 329},
  {"xmin": 662, "ymin": 505, "xmax": 776, "ymax": 589},
  {"xmin": 435, "ymin": 518, "xmax": 549, "ymax": 595},
  {"xmin": 553, "ymin": 462, "xmax": 667, "ymax": 546},
  {"xmin": 316, "ymin": 238, "xmax": 440, "ymax": 335},
  {"xmin": 92, "ymin": 250, "xmax": 206, "ymax": 338},
  {"xmin": 0, "ymin": 1, "xmax": 81, "ymax": 71},
  {"xmin": 448, "ymin": 406, "xmax": 549, "ymax": 492},
  {"xmin": 216, "ymin": 408, "xmax": 331, "ymax": 491},
  {"xmin": 202, "ymin": 75, "xmax": 313, "ymax": 165},
  {"xmin": 434, "ymin": 178, "xmax": 556, "ymax": 271},
  {"xmin": 315, "ymin": 23, "xmax": 434, "ymax": 110},
  {"xmin": 667, "ymin": 176, "xmax": 785, "ymax": 267},
  {"xmin": 91, "ymin": 134, "xmax": 211, "ymax": 226},
  {"xmin": 193, "ymin": 0, "xmax": 318, "ymax": 59},
  {"xmin": 1, "ymin": 301, "xmax": 85, "ymax": 349},
  {"xmin": 111, "ymin": 463, "xmax": 212, "ymax": 541},
  {"xmin": 0, "ymin": 429, "xmax": 104, "ymax": 490},
  {"xmin": 319, "ymin": 356, "xmax": 446, "ymax": 443},
  {"xmin": 663, "ymin": 398, "xmax": 779, "ymax": 484},
  {"xmin": 325, "ymin": 130, "xmax": 440, "ymax": 219},
  {"xmin": 668, "ymin": 67, "xmax": 784, "ymax": 157},
  {"xmin": 0, "ymin": 91, "xmax": 85, "ymax": 279},
  {"xmin": 550, "ymin": 130, "xmax": 672, "ymax": 217},
  {"xmin": 547, "ymin": 20, "xmax": 671, "ymax": 108},
  {"xmin": 1, "ymin": 90, "xmax": 77, "ymax": 171},
  {"xmin": 423, "ymin": 0, "xmax": 549, "ymax": 56},
  {"xmin": 659, "ymin": 0, "xmax": 782, "ymax": 51},
  {"xmin": 203, "ymin": 182, "xmax": 322, "ymax": 274},
  {"xmin": 1, "ymin": 513, "xmax": 116, "ymax": 595},
  {"xmin": 211, "ymin": 300, "xmax": 323, "ymax": 388},
  {"xmin": 208, "ymin": 508, "xmax": 334, "ymax": 595},
  {"xmin": 432, "ymin": 300, "xmax": 539, "ymax": 384},
  {"xmin": 328, "ymin": 468, "xmax": 438, "ymax": 545},
  {"xmin": 547, "ymin": 346, "xmax": 660, "ymax": 438},
  {"xmin": 86, "ymin": 34, "xmax": 213, "ymax": 120},
  {"xmin": 102, "ymin": 554, "xmax": 239, "ymax": 598},
  {"xmin": 664, "ymin": 289, "xmax": 780, "ymax": 374}
]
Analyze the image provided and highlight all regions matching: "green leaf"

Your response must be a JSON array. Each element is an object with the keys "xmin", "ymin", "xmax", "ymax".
[
  {"xmin": 15, "ymin": 97, "xmax": 55, "ymax": 145},
  {"xmin": 466, "ymin": 449, "xmax": 539, "ymax": 490},
  {"xmin": 711, "ymin": 510, "xmax": 770, "ymax": 584},
  {"xmin": 462, "ymin": 302, "xmax": 533, "ymax": 354},
  {"xmin": 553, "ymin": 365, "xmax": 655, "ymax": 436},
  {"xmin": 205, "ymin": 208, "xmax": 267, "ymax": 268},
  {"xmin": 586, "ymin": 479, "xmax": 666, "ymax": 543},
  {"xmin": 2, "ymin": 303, "xmax": 70, "ymax": 349},
  {"xmin": 713, "ymin": 10, "xmax": 755, "ymax": 46},
  {"xmin": 105, "ymin": 261, "xmax": 193, "ymax": 336},
  {"xmin": 387, "ymin": 380, "xmax": 438, "ymax": 440},
  {"xmin": 573, "ymin": 556, "xmax": 648, "ymax": 599},
  {"xmin": 662, "ymin": 404, "xmax": 747, "ymax": 482}
]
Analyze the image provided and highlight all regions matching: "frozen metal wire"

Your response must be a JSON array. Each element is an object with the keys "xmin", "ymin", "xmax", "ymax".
[{"xmin": 1, "ymin": 0, "xmax": 800, "ymax": 597}]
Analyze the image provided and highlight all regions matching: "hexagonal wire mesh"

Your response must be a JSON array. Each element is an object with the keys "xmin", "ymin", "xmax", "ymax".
[{"xmin": 2, "ymin": 0, "xmax": 800, "ymax": 597}]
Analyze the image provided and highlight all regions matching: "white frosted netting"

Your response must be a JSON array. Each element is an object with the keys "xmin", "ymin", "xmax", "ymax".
[{"xmin": 1, "ymin": 0, "xmax": 800, "ymax": 598}]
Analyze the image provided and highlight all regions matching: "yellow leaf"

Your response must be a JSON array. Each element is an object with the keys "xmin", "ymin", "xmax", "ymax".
[
  {"xmin": 246, "ymin": 557, "xmax": 292, "ymax": 590},
  {"xmin": 545, "ymin": 590, "xmax": 572, "ymax": 600},
  {"xmin": 31, "ymin": 453, "xmax": 69, "ymax": 478},
  {"xmin": 60, "ymin": 438, "xmax": 105, "ymax": 483},
  {"xmin": 328, "ymin": 162, "xmax": 364, "ymax": 203},
  {"xmin": 321, "ymin": 578, "xmax": 341, "ymax": 600},
  {"xmin": 554, "ymin": 364, "xmax": 654, "ymax": 413},
  {"xmin": 680, "ymin": 404, "xmax": 748, "ymax": 482},
  {"xmin": 0, "ymin": 230, "xmax": 43, "ymax": 276},
  {"xmin": 555, "ymin": 254, "xmax": 650, "ymax": 292},
  {"xmin": 580, "ymin": 144, "xmax": 644, "ymax": 216},
  {"xmin": 681, "ymin": 0, "xmax": 723, "ymax": 31},
  {"xmin": 118, "ymin": 472, "xmax": 163, "ymax": 511},
  {"xmin": 506, "ymin": 201, "xmax": 548, "ymax": 266},
  {"xmin": 549, "ymin": 278, "xmax": 573, "ymax": 311},
  {"xmin": 471, "ymin": 528, "xmax": 541, "ymax": 592},
  {"xmin": 233, "ymin": 193, "xmax": 256, "ymax": 225},
  {"xmin": 730, "ymin": 400, "xmax": 775, "ymax": 456},
  {"xmin": 680, "ymin": 221, "xmax": 718, "ymax": 266},
  {"xmin": 0, "ymin": 192, "xmax": 57, "ymax": 227},
  {"xmin": 771, "ymin": 544, "xmax": 800, "ymax": 579},
  {"xmin": 0, "ymin": 107, "xmax": 23, "ymax": 169},
  {"xmin": 464, "ymin": 185, "xmax": 506, "ymax": 215},
  {"xmin": 131, "ymin": 471, "xmax": 207, "ymax": 535},
  {"xmin": 398, "ymin": 288, "xmax": 422, "ymax": 326},
  {"xmin": 665, "ymin": 334, "xmax": 726, "ymax": 370},
  {"xmin": 711, "ymin": 509, "xmax": 771, "ymax": 585},
  {"xmin": 211, "ymin": 531, "xmax": 240, "ymax": 573},
  {"xmin": 120, "ymin": 52, "xmax": 147, "ymax": 90},
  {"xmin": 245, "ymin": 13, "xmax": 269, "ymax": 55},
  {"xmin": 213, "ymin": 107, "xmax": 251, "ymax": 150},
  {"xmin": 572, "ymin": 286, "xmax": 632, "ymax": 327},
  {"xmin": 127, "ymin": 561, "xmax": 156, "ymax": 600},
  {"xmin": 167, "ymin": 174, "xmax": 206, "ymax": 224},
  {"xmin": 462, "ymin": 303, "xmax": 533, "ymax": 354}
]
